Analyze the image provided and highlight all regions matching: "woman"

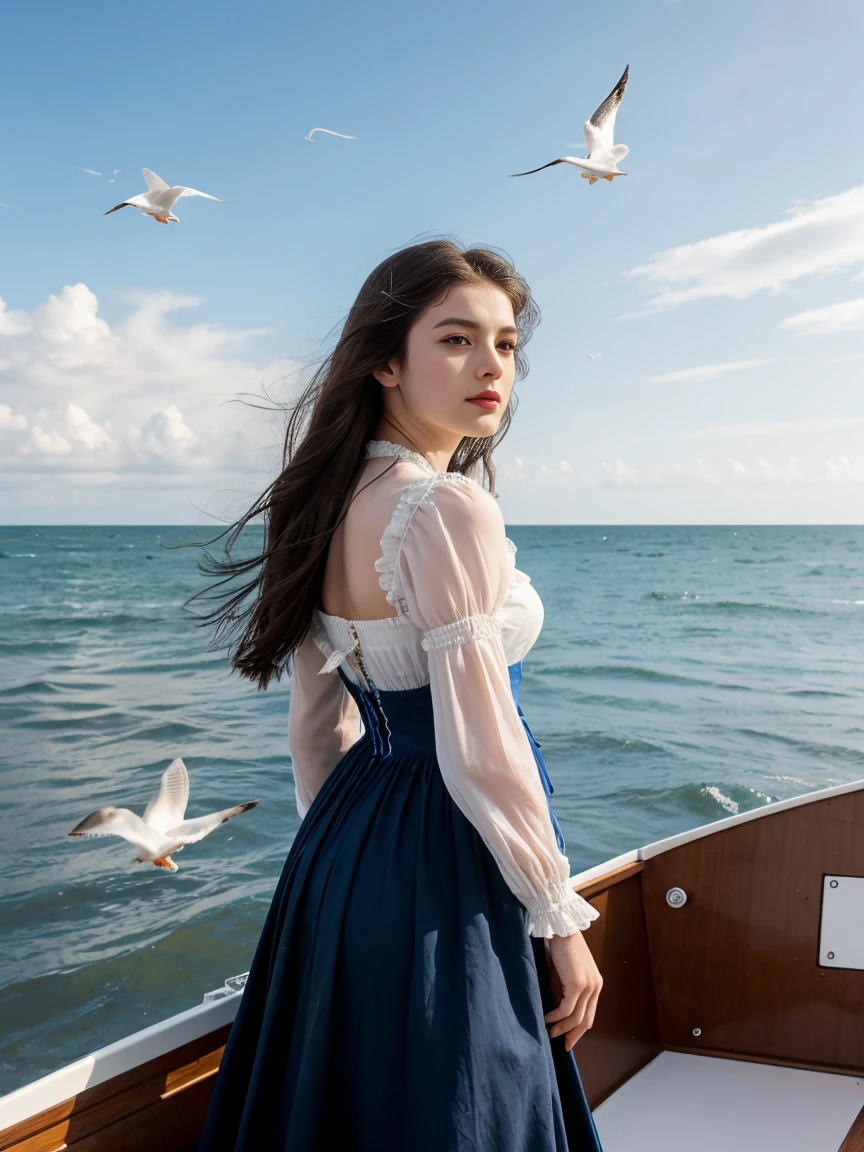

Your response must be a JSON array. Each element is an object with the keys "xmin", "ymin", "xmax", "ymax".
[{"xmin": 195, "ymin": 239, "xmax": 604, "ymax": 1151}]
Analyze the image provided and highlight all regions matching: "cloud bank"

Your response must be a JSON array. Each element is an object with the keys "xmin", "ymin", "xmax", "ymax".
[{"xmin": 0, "ymin": 284, "xmax": 289, "ymax": 492}]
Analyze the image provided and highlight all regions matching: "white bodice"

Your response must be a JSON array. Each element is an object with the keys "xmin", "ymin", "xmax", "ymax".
[
  {"xmin": 288, "ymin": 438, "xmax": 598, "ymax": 936},
  {"xmin": 309, "ymin": 440, "xmax": 544, "ymax": 691}
]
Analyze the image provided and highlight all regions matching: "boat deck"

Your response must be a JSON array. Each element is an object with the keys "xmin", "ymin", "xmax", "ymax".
[{"xmin": 593, "ymin": 1051, "xmax": 864, "ymax": 1151}]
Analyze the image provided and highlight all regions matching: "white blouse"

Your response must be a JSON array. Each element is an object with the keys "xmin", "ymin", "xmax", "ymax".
[{"xmin": 286, "ymin": 439, "xmax": 599, "ymax": 938}]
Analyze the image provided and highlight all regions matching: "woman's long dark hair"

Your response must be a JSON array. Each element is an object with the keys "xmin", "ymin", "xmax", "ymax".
[{"xmin": 190, "ymin": 237, "xmax": 540, "ymax": 690}]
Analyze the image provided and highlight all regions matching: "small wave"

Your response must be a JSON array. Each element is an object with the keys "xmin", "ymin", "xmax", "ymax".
[
  {"xmin": 787, "ymin": 688, "xmax": 851, "ymax": 698},
  {"xmin": 0, "ymin": 553, "xmax": 37, "ymax": 559},
  {"xmin": 130, "ymin": 720, "xmax": 206, "ymax": 741},
  {"xmin": 0, "ymin": 681, "xmax": 64, "ymax": 698},
  {"xmin": 698, "ymin": 599, "xmax": 818, "ymax": 616},
  {"xmin": 701, "ymin": 786, "xmax": 739, "ymax": 814},
  {"xmin": 737, "ymin": 728, "xmax": 864, "ymax": 764},
  {"xmin": 552, "ymin": 732, "xmax": 665, "ymax": 755},
  {"xmin": 560, "ymin": 663, "xmax": 739, "ymax": 690},
  {"xmin": 633, "ymin": 552, "xmax": 665, "ymax": 558}
]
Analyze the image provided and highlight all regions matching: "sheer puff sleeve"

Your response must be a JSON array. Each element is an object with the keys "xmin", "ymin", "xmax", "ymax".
[
  {"xmin": 396, "ymin": 476, "xmax": 599, "ymax": 937},
  {"xmin": 287, "ymin": 631, "xmax": 363, "ymax": 819}
]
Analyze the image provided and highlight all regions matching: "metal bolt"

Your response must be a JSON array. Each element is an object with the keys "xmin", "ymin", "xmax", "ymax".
[
  {"xmin": 666, "ymin": 887, "xmax": 688, "ymax": 908},
  {"xmin": 827, "ymin": 951, "xmax": 835, "ymax": 960},
  {"xmin": 692, "ymin": 1028, "xmax": 701, "ymax": 1037},
  {"xmin": 830, "ymin": 880, "xmax": 839, "ymax": 889}
]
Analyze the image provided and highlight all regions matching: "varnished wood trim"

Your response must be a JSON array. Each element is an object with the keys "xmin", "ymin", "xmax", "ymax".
[
  {"xmin": 0, "ymin": 1025, "xmax": 230, "ymax": 1152},
  {"xmin": 839, "ymin": 1104, "xmax": 864, "ymax": 1152},
  {"xmin": 574, "ymin": 861, "xmax": 643, "ymax": 900},
  {"xmin": 666, "ymin": 1044, "xmax": 864, "ymax": 1080},
  {"xmin": 162, "ymin": 1046, "xmax": 225, "ymax": 1098}
]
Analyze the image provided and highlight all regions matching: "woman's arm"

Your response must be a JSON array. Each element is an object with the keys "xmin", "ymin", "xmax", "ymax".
[
  {"xmin": 395, "ymin": 476, "xmax": 599, "ymax": 937},
  {"xmin": 287, "ymin": 631, "xmax": 363, "ymax": 818}
]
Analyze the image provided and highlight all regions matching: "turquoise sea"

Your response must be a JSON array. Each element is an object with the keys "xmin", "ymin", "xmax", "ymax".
[{"xmin": 1, "ymin": 524, "xmax": 863, "ymax": 1095}]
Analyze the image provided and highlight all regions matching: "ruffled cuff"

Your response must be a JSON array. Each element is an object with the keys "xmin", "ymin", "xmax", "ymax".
[{"xmin": 524, "ymin": 881, "xmax": 600, "ymax": 938}]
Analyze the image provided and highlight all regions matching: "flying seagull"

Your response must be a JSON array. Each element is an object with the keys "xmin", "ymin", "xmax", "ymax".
[
  {"xmin": 510, "ymin": 65, "xmax": 629, "ymax": 185},
  {"xmin": 102, "ymin": 168, "xmax": 225, "ymax": 224},
  {"xmin": 304, "ymin": 127, "xmax": 358, "ymax": 142},
  {"xmin": 585, "ymin": 352, "xmax": 602, "ymax": 360},
  {"xmin": 68, "ymin": 757, "xmax": 257, "ymax": 871}
]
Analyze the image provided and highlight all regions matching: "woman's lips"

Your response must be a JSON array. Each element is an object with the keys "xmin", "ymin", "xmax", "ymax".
[{"xmin": 467, "ymin": 397, "xmax": 499, "ymax": 409}]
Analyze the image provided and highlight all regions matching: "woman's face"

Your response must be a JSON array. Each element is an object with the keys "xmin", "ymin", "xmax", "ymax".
[{"xmin": 374, "ymin": 281, "xmax": 518, "ymax": 445}]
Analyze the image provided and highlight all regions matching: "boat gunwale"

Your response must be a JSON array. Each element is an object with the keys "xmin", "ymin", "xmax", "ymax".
[{"xmin": 2, "ymin": 773, "xmax": 862, "ymax": 1135}]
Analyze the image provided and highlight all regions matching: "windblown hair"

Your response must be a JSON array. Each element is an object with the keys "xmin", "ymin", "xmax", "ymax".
[{"xmin": 190, "ymin": 237, "xmax": 540, "ymax": 689}]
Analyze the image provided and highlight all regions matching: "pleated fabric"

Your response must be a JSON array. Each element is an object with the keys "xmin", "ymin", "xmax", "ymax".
[{"xmin": 196, "ymin": 665, "xmax": 603, "ymax": 1152}]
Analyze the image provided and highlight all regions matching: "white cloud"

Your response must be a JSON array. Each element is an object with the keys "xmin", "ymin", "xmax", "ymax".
[
  {"xmin": 780, "ymin": 297, "xmax": 864, "ymax": 335},
  {"xmin": 825, "ymin": 456, "xmax": 864, "ymax": 481},
  {"xmin": 602, "ymin": 459, "xmax": 639, "ymax": 484},
  {"xmin": 66, "ymin": 403, "xmax": 112, "ymax": 450},
  {"xmin": 0, "ymin": 404, "xmax": 27, "ymax": 431},
  {"xmin": 0, "ymin": 284, "xmax": 286, "ymax": 489},
  {"xmin": 128, "ymin": 404, "xmax": 198, "ymax": 463},
  {"xmin": 0, "ymin": 299, "xmax": 31, "ymax": 336},
  {"xmin": 29, "ymin": 426, "xmax": 72, "ymax": 455},
  {"xmin": 623, "ymin": 184, "xmax": 864, "ymax": 312},
  {"xmin": 648, "ymin": 358, "xmax": 770, "ymax": 384},
  {"xmin": 683, "ymin": 416, "xmax": 864, "ymax": 441}
]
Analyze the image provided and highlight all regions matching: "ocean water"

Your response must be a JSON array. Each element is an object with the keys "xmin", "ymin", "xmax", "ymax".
[{"xmin": 1, "ymin": 523, "xmax": 863, "ymax": 1095}]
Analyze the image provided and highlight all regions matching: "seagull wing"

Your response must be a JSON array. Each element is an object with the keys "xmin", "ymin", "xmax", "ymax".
[
  {"xmin": 509, "ymin": 158, "xmax": 569, "ymax": 177},
  {"xmin": 68, "ymin": 807, "xmax": 168, "ymax": 855},
  {"xmin": 583, "ymin": 64, "xmax": 629, "ymax": 155},
  {"xmin": 306, "ymin": 128, "xmax": 358, "ymax": 140},
  {"xmin": 143, "ymin": 757, "xmax": 189, "ymax": 833},
  {"xmin": 165, "ymin": 801, "xmax": 258, "ymax": 845},
  {"xmin": 175, "ymin": 186, "xmax": 225, "ymax": 202},
  {"xmin": 102, "ymin": 192, "xmax": 157, "ymax": 217},
  {"xmin": 142, "ymin": 168, "xmax": 170, "ymax": 193}
]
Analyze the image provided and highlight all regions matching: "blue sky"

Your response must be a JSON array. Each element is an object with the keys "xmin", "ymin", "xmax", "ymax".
[{"xmin": 2, "ymin": 0, "xmax": 863, "ymax": 524}]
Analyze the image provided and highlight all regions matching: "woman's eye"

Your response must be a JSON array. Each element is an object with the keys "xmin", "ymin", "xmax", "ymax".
[{"xmin": 442, "ymin": 335, "xmax": 517, "ymax": 351}]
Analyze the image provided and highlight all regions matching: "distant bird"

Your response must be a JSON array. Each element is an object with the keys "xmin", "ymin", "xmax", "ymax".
[
  {"xmin": 510, "ymin": 65, "xmax": 629, "ymax": 185},
  {"xmin": 109, "ymin": 170, "xmax": 120, "ymax": 184},
  {"xmin": 585, "ymin": 352, "xmax": 602, "ymax": 360},
  {"xmin": 304, "ymin": 127, "xmax": 358, "ymax": 142},
  {"xmin": 68, "ymin": 757, "xmax": 257, "ymax": 871},
  {"xmin": 101, "ymin": 168, "xmax": 225, "ymax": 225}
]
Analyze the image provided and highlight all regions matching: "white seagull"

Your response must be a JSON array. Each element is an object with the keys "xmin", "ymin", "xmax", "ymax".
[
  {"xmin": 585, "ymin": 352, "xmax": 602, "ymax": 360},
  {"xmin": 304, "ymin": 127, "xmax": 358, "ymax": 142},
  {"xmin": 510, "ymin": 65, "xmax": 629, "ymax": 185},
  {"xmin": 102, "ymin": 168, "xmax": 225, "ymax": 225},
  {"xmin": 68, "ymin": 757, "xmax": 257, "ymax": 871}
]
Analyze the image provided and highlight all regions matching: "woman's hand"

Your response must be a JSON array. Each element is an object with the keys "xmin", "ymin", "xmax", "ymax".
[{"xmin": 544, "ymin": 930, "xmax": 603, "ymax": 1052}]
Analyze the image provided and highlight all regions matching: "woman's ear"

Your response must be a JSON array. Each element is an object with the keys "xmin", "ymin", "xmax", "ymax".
[{"xmin": 371, "ymin": 361, "xmax": 399, "ymax": 389}]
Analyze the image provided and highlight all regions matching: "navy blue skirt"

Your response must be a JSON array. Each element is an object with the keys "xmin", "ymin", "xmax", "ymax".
[{"xmin": 196, "ymin": 661, "xmax": 602, "ymax": 1151}]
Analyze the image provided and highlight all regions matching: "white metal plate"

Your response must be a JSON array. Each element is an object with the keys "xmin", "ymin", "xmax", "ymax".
[{"xmin": 820, "ymin": 874, "xmax": 864, "ymax": 970}]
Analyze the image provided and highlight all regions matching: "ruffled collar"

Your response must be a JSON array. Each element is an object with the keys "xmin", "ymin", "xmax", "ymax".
[{"xmin": 364, "ymin": 439, "xmax": 436, "ymax": 475}]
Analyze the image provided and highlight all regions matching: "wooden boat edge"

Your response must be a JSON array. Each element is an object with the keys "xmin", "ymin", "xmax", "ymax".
[{"xmin": 1, "ymin": 773, "xmax": 862, "ymax": 1142}]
